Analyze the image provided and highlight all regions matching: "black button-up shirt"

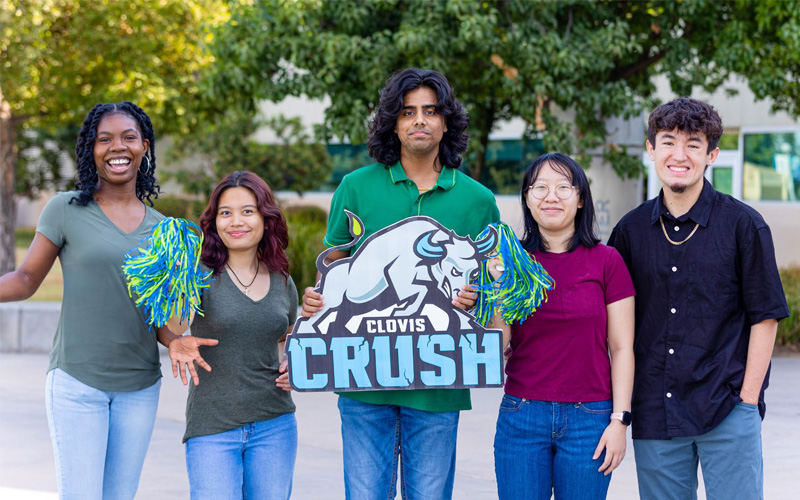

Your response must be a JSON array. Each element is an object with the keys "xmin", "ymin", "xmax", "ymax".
[{"xmin": 608, "ymin": 180, "xmax": 789, "ymax": 439}]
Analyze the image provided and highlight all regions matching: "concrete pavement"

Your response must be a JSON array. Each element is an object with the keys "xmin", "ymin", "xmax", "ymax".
[{"xmin": 1, "ymin": 352, "xmax": 798, "ymax": 499}]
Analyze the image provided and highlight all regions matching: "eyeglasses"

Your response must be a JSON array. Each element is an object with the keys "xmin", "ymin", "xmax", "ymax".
[{"xmin": 527, "ymin": 183, "xmax": 578, "ymax": 200}]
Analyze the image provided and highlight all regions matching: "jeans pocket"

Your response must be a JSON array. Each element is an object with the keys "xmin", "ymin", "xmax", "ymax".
[
  {"xmin": 499, "ymin": 394, "xmax": 523, "ymax": 412},
  {"xmin": 577, "ymin": 400, "xmax": 613, "ymax": 415}
]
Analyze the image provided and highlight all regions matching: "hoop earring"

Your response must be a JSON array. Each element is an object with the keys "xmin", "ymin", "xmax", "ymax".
[{"xmin": 139, "ymin": 155, "xmax": 150, "ymax": 174}]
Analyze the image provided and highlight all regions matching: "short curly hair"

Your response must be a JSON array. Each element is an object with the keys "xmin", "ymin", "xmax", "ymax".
[
  {"xmin": 647, "ymin": 97, "xmax": 723, "ymax": 153},
  {"xmin": 72, "ymin": 101, "xmax": 160, "ymax": 206},
  {"xmin": 368, "ymin": 68, "xmax": 469, "ymax": 170}
]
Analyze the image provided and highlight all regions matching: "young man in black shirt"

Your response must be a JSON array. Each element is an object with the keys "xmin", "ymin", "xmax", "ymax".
[{"xmin": 608, "ymin": 97, "xmax": 789, "ymax": 500}]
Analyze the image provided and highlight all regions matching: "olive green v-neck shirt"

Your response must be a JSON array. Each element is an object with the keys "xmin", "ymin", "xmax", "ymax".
[
  {"xmin": 37, "ymin": 191, "xmax": 164, "ymax": 392},
  {"xmin": 324, "ymin": 163, "xmax": 500, "ymax": 412}
]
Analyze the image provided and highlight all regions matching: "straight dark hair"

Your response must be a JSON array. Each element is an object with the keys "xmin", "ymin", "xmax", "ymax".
[
  {"xmin": 200, "ymin": 171, "xmax": 290, "ymax": 277},
  {"xmin": 367, "ymin": 68, "xmax": 469, "ymax": 170},
  {"xmin": 519, "ymin": 153, "xmax": 600, "ymax": 253}
]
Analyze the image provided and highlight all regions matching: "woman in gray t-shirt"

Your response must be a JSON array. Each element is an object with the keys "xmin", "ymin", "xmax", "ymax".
[
  {"xmin": 0, "ymin": 101, "xmax": 188, "ymax": 499},
  {"xmin": 162, "ymin": 171, "xmax": 299, "ymax": 500}
]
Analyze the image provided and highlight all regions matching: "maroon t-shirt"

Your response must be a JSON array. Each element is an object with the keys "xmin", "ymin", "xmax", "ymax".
[{"xmin": 505, "ymin": 244, "xmax": 635, "ymax": 402}]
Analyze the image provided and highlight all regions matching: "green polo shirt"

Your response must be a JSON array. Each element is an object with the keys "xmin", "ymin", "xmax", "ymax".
[{"xmin": 324, "ymin": 162, "xmax": 500, "ymax": 412}]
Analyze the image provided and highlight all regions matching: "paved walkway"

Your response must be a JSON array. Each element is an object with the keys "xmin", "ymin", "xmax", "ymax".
[{"xmin": 1, "ymin": 352, "xmax": 798, "ymax": 499}]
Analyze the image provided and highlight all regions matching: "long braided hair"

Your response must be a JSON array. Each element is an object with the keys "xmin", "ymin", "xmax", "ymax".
[{"xmin": 71, "ymin": 101, "xmax": 160, "ymax": 206}]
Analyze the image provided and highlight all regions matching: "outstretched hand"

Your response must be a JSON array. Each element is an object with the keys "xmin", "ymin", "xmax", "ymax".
[{"xmin": 168, "ymin": 336, "xmax": 219, "ymax": 386}]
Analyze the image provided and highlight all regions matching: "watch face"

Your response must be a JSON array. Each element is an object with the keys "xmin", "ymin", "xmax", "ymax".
[{"xmin": 622, "ymin": 411, "xmax": 632, "ymax": 426}]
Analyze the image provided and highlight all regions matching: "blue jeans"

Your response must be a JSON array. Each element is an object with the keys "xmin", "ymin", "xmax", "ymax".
[
  {"xmin": 634, "ymin": 401, "xmax": 763, "ymax": 500},
  {"xmin": 337, "ymin": 396, "xmax": 460, "ymax": 500},
  {"xmin": 494, "ymin": 395, "xmax": 613, "ymax": 500},
  {"xmin": 45, "ymin": 368, "xmax": 160, "ymax": 500},
  {"xmin": 185, "ymin": 413, "xmax": 297, "ymax": 500}
]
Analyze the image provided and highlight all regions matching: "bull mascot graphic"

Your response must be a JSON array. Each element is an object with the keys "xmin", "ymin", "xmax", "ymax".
[{"xmin": 292, "ymin": 211, "xmax": 498, "ymax": 336}]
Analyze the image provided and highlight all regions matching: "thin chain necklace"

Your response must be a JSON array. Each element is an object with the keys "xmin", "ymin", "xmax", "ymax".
[
  {"xmin": 659, "ymin": 216, "xmax": 700, "ymax": 246},
  {"xmin": 226, "ymin": 259, "xmax": 259, "ymax": 295}
]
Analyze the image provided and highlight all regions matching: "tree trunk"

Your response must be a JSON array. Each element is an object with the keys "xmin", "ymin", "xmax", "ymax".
[
  {"xmin": 0, "ymin": 88, "xmax": 19, "ymax": 275},
  {"xmin": 469, "ymin": 103, "xmax": 495, "ymax": 183}
]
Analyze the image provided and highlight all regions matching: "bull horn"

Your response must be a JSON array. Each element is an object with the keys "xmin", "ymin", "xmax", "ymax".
[
  {"xmin": 475, "ymin": 226, "xmax": 498, "ymax": 255},
  {"xmin": 414, "ymin": 230, "xmax": 445, "ymax": 258}
]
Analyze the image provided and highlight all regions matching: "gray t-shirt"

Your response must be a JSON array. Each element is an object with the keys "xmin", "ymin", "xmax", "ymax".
[
  {"xmin": 37, "ymin": 191, "xmax": 164, "ymax": 392},
  {"xmin": 183, "ymin": 269, "xmax": 298, "ymax": 442}
]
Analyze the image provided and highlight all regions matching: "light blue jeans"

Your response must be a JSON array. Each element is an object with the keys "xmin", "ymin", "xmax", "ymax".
[
  {"xmin": 185, "ymin": 413, "xmax": 298, "ymax": 500},
  {"xmin": 634, "ymin": 401, "xmax": 763, "ymax": 500},
  {"xmin": 494, "ymin": 395, "xmax": 614, "ymax": 500},
  {"xmin": 45, "ymin": 368, "xmax": 160, "ymax": 500},
  {"xmin": 337, "ymin": 396, "xmax": 460, "ymax": 500}
]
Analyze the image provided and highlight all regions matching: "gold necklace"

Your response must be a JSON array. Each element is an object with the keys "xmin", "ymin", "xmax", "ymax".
[{"xmin": 659, "ymin": 216, "xmax": 700, "ymax": 246}]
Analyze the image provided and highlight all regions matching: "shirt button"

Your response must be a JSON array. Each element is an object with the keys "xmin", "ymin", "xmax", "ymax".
[
  {"xmin": 407, "ymin": 181, "xmax": 412, "ymax": 185},
  {"xmin": 671, "ymin": 266, "xmax": 677, "ymax": 272},
  {"xmin": 669, "ymin": 348, "xmax": 675, "ymax": 354},
  {"xmin": 666, "ymin": 392, "xmax": 672, "ymax": 398},
  {"xmin": 674, "ymin": 225, "xmax": 680, "ymax": 231},
  {"xmin": 670, "ymin": 308, "xmax": 676, "ymax": 314}
]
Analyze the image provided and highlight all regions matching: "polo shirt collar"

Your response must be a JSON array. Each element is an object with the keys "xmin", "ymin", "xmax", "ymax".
[
  {"xmin": 651, "ymin": 178, "xmax": 715, "ymax": 227},
  {"xmin": 387, "ymin": 161, "xmax": 457, "ymax": 191}
]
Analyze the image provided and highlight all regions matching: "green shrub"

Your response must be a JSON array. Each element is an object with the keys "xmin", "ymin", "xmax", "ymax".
[
  {"xmin": 285, "ymin": 206, "xmax": 328, "ymax": 294},
  {"xmin": 152, "ymin": 196, "xmax": 206, "ymax": 222},
  {"xmin": 778, "ymin": 267, "xmax": 800, "ymax": 347},
  {"xmin": 15, "ymin": 227, "xmax": 37, "ymax": 248}
]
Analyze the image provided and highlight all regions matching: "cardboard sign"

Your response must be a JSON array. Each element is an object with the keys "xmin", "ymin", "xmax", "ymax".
[{"xmin": 287, "ymin": 212, "xmax": 504, "ymax": 392}]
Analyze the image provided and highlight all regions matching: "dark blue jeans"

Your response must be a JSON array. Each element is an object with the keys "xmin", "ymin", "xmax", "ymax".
[
  {"xmin": 494, "ymin": 395, "xmax": 613, "ymax": 500},
  {"xmin": 338, "ymin": 396, "xmax": 460, "ymax": 500}
]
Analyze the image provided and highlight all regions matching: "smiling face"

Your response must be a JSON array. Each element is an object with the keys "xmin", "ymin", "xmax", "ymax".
[
  {"xmin": 648, "ymin": 128, "xmax": 719, "ymax": 197},
  {"xmin": 93, "ymin": 113, "xmax": 148, "ymax": 188},
  {"xmin": 394, "ymin": 86, "xmax": 447, "ymax": 158},
  {"xmin": 215, "ymin": 187, "xmax": 264, "ymax": 254},
  {"xmin": 525, "ymin": 162, "xmax": 582, "ymax": 246}
]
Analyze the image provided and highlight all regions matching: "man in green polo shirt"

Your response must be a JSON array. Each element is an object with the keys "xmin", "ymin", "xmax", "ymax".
[{"xmin": 302, "ymin": 68, "xmax": 500, "ymax": 499}]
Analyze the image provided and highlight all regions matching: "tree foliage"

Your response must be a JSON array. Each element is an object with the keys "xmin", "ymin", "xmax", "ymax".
[
  {"xmin": 0, "ymin": 0, "xmax": 226, "ymax": 273},
  {"xmin": 166, "ymin": 110, "xmax": 333, "ymax": 197},
  {"xmin": 200, "ymin": 0, "xmax": 800, "ymax": 183}
]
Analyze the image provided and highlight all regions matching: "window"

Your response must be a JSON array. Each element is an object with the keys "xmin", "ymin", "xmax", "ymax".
[{"xmin": 742, "ymin": 130, "xmax": 800, "ymax": 202}]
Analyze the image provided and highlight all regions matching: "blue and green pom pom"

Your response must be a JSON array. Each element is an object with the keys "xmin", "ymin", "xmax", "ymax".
[
  {"xmin": 471, "ymin": 222, "xmax": 555, "ymax": 326},
  {"xmin": 122, "ymin": 217, "xmax": 213, "ymax": 328}
]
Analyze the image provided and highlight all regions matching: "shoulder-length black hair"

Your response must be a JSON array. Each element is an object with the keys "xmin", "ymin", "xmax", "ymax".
[
  {"xmin": 519, "ymin": 153, "xmax": 600, "ymax": 253},
  {"xmin": 72, "ymin": 101, "xmax": 160, "ymax": 206},
  {"xmin": 367, "ymin": 68, "xmax": 469, "ymax": 170}
]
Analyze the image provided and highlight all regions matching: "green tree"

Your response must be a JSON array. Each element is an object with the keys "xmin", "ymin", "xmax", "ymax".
[
  {"xmin": 166, "ymin": 111, "xmax": 333, "ymax": 197},
  {"xmin": 199, "ymin": 0, "xmax": 800, "ymax": 185},
  {"xmin": 0, "ymin": 0, "xmax": 226, "ymax": 274}
]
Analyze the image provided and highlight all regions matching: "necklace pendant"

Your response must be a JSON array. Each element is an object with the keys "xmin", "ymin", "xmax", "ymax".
[{"xmin": 244, "ymin": 288, "xmax": 250, "ymax": 296}]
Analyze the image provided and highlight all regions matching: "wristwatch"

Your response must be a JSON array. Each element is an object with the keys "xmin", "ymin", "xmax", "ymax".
[{"xmin": 610, "ymin": 411, "xmax": 632, "ymax": 426}]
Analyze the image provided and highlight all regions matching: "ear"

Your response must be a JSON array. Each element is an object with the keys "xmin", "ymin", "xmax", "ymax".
[
  {"xmin": 578, "ymin": 197, "xmax": 584, "ymax": 209},
  {"xmin": 143, "ymin": 139, "xmax": 150, "ymax": 154},
  {"xmin": 645, "ymin": 140, "xmax": 655, "ymax": 161},
  {"xmin": 444, "ymin": 121, "xmax": 448, "ymax": 133},
  {"xmin": 706, "ymin": 146, "xmax": 720, "ymax": 167}
]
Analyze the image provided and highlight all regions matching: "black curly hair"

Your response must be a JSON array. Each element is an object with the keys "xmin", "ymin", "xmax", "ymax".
[
  {"xmin": 367, "ymin": 68, "xmax": 469, "ymax": 170},
  {"xmin": 71, "ymin": 101, "xmax": 160, "ymax": 206}
]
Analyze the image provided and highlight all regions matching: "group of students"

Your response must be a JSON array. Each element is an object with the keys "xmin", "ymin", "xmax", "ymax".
[{"xmin": 0, "ymin": 67, "xmax": 789, "ymax": 500}]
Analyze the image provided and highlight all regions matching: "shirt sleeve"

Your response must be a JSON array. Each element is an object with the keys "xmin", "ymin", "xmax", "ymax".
[
  {"xmin": 604, "ymin": 246, "xmax": 636, "ymax": 305},
  {"xmin": 606, "ymin": 222, "xmax": 631, "ymax": 269},
  {"xmin": 35, "ymin": 193, "xmax": 67, "ymax": 248},
  {"xmin": 739, "ymin": 225, "xmax": 790, "ymax": 325},
  {"xmin": 322, "ymin": 177, "xmax": 355, "ymax": 249}
]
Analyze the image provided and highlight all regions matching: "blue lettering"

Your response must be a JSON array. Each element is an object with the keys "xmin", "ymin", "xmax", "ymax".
[
  {"xmin": 417, "ymin": 335, "xmax": 456, "ymax": 386},
  {"xmin": 287, "ymin": 338, "xmax": 328, "ymax": 389},
  {"xmin": 372, "ymin": 336, "xmax": 414, "ymax": 388},
  {"xmin": 330, "ymin": 337, "xmax": 372, "ymax": 389},
  {"xmin": 459, "ymin": 333, "xmax": 502, "ymax": 386}
]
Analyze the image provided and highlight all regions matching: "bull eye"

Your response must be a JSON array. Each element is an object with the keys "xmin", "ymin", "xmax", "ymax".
[
  {"xmin": 450, "ymin": 268, "xmax": 463, "ymax": 278},
  {"xmin": 469, "ymin": 270, "xmax": 479, "ymax": 281}
]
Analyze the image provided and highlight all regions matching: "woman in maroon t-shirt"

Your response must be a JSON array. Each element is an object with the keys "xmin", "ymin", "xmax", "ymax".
[{"xmin": 488, "ymin": 153, "xmax": 635, "ymax": 500}]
